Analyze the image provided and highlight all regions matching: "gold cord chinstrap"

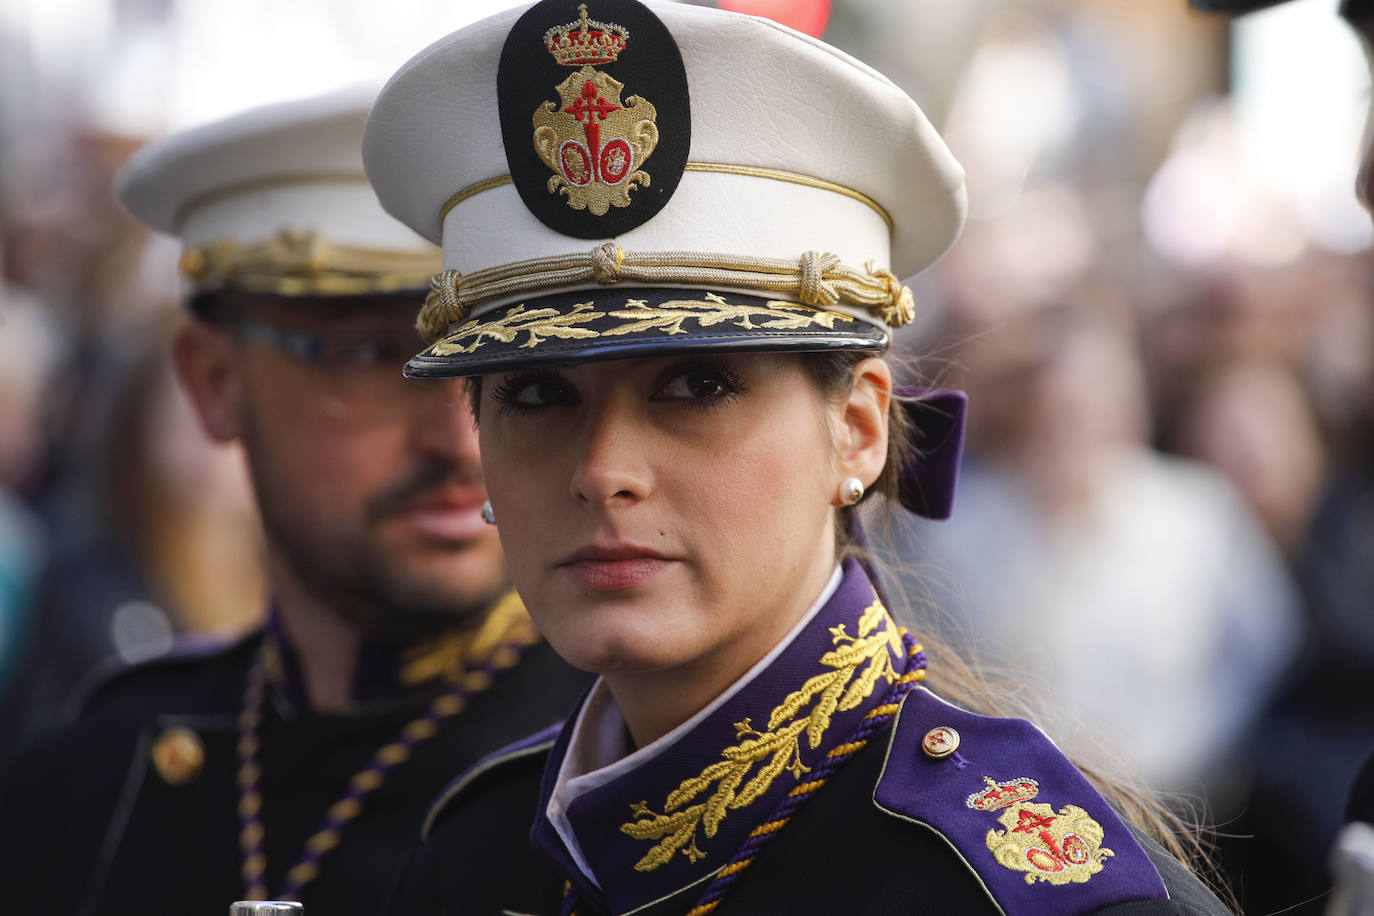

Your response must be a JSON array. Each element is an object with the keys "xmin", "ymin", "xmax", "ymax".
[{"xmin": 416, "ymin": 244, "xmax": 916, "ymax": 343}]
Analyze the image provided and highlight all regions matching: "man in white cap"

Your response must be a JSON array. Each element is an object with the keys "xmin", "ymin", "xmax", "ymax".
[{"xmin": 0, "ymin": 88, "xmax": 587, "ymax": 915}]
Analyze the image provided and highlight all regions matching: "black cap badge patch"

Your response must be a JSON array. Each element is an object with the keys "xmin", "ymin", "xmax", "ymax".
[{"xmin": 500, "ymin": 0, "xmax": 690, "ymax": 238}]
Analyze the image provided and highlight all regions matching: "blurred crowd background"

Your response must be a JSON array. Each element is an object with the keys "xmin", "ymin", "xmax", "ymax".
[{"xmin": 1, "ymin": 0, "xmax": 1370, "ymax": 912}]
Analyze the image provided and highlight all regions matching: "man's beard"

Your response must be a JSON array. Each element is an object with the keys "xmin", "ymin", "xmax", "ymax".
[{"xmin": 253, "ymin": 455, "xmax": 508, "ymax": 645}]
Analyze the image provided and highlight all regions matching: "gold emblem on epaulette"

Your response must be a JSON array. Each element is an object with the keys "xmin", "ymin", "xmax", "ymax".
[
  {"xmin": 966, "ymin": 776, "xmax": 1114, "ymax": 885},
  {"xmin": 151, "ymin": 726, "xmax": 205, "ymax": 785},
  {"xmin": 534, "ymin": 4, "xmax": 658, "ymax": 215}
]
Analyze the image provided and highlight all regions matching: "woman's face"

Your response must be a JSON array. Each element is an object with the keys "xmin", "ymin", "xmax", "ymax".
[{"xmin": 477, "ymin": 352, "xmax": 846, "ymax": 681}]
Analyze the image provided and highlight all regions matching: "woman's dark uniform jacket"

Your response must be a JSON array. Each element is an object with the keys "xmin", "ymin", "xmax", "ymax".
[
  {"xmin": 390, "ymin": 562, "xmax": 1232, "ymax": 916},
  {"xmin": 0, "ymin": 611, "xmax": 589, "ymax": 916}
]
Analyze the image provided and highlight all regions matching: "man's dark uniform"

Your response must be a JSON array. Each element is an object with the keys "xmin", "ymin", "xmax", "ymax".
[
  {"xmin": 0, "ymin": 605, "xmax": 588, "ymax": 915},
  {"xmin": 0, "ymin": 85, "xmax": 594, "ymax": 916}
]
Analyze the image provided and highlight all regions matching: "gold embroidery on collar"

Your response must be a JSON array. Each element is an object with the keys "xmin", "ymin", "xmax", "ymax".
[
  {"xmin": 399, "ymin": 592, "xmax": 536, "ymax": 686},
  {"xmin": 428, "ymin": 293, "xmax": 855, "ymax": 356},
  {"xmin": 620, "ymin": 597, "xmax": 902, "ymax": 872}
]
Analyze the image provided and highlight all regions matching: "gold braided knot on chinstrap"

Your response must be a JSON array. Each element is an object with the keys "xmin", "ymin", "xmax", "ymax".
[{"xmin": 416, "ymin": 243, "xmax": 917, "ymax": 343}]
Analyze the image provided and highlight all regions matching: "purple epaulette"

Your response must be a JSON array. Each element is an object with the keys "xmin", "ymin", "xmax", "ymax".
[
  {"xmin": 873, "ymin": 687, "xmax": 1168, "ymax": 915},
  {"xmin": 421, "ymin": 721, "xmax": 563, "ymax": 840}
]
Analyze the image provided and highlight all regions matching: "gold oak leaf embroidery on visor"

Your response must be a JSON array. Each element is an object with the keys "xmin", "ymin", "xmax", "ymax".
[
  {"xmin": 601, "ymin": 295, "xmax": 854, "ymax": 336},
  {"xmin": 428, "ymin": 293, "xmax": 856, "ymax": 356},
  {"xmin": 430, "ymin": 302, "xmax": 607, "ymax": 355},
  {"xmin": 620, "ymin": 597, "xmax": 903, "ymax": 872}
]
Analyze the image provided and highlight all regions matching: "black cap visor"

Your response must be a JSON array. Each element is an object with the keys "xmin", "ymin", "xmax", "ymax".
[{"xmin": 404, "ymin": 287, "xmax": 888, "ymax": 379}]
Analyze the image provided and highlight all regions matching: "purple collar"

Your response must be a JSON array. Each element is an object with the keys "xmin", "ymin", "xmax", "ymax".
[{"xmin": 531, "ymin": 558, "xmax": 905, "ymax": 915}]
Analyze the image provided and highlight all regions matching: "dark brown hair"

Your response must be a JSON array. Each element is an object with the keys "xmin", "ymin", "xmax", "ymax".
[{"xmin": 801, "ymin": 348, "xmax": 1223, "ymax": 891}]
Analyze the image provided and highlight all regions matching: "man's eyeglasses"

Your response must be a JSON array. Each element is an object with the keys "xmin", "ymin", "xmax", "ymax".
[{"xmin": 223, "ymin": 316, "xmax": 465, "ymax": 420}]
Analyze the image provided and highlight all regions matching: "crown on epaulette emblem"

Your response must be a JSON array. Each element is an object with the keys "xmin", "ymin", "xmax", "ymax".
[
  {"xmin": 544, "ymin": 4, "xmax": 629, "ymax": 67},
  {"xmin": 966, "ymin": 776, "xmax": 1040, "ymax": 812}
]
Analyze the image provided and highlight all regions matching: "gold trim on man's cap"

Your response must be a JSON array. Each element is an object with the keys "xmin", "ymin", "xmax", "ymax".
[{"xmin": 180, "ymin": 229, "xmax": 441, "ymax": 296}]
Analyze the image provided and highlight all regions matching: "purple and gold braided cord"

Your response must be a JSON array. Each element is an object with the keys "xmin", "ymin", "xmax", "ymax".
[
  {"xmin": 237, "ymin": 651, "xmax": 271, "ymax": 899},
  {"xmin": 561, "ymin": 634, "xmax": 927, "ymax": 916},
  {"xmin": 238, "ymin": 625, "xmax": 541, "ymax": 901}
]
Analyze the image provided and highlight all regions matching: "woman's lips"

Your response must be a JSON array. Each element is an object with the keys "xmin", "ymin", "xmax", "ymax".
[{"xmin": 558, "ymin": 545, "xmax": 675, "ymax": 591}]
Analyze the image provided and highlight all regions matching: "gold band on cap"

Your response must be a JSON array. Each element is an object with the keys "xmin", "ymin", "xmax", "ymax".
[
  {"xmin": 180, "ymin": 229, "xmax": 441, "ymax": 297},
  {"xmin": 684, "ymin": 163, "xmax": 893, "ymax": 231},
  {"xmin": 436, "ymin": 163, "xmax": 894, "ymax": 232},
  {"xmin": 416, "ymin": 243, "xmax": 915, "ymax": 342}
]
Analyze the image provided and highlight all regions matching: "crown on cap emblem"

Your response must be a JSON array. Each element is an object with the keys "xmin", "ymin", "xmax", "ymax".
[
  {"xmin": 544, "ymin": 4, "xmax": 629, "ymax": 67},
  {"xmin": 966, "ymin": 776, "xmax": 1040, "ymax": 812}
]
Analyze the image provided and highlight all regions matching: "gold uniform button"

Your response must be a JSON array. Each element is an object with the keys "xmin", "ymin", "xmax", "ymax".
[
  {"xmin": 151, "ymin": 726, "xmax": 205, "ymax": 785},
  {"xmin": 921, "ymin": 726, "xmax": 960, "ymax": 759},
  {"xmin": 177, "ymin": 248, "xmax": 207, "ymax": 279}
]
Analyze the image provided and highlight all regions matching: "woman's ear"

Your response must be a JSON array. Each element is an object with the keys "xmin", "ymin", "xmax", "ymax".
[
  {"xmin": 172, "ymin": 318, "xmax": 245, "ymax": 443},
  {"xmin": 832, "ymin": 356, "xmax": 891, "ymax": 505}
]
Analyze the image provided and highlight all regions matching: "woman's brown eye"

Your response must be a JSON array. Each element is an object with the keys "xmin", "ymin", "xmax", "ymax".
[
  {"xmin": 490, "ymin": 372, "xmax": 577, "ymax": 412},
  {"xmin": 654, "ymin": 364, "xmax": 747, "ymax": 409},
  {"xmin": 686, "ymin": 374, "xmax": 723, "ymax": 398},
  {"xmin": 517, "ymin": 378, "xmax": 569, "ymax": 405}
]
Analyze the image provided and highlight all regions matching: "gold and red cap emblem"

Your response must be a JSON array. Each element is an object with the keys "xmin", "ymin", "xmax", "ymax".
[{"xmin": 499, "ymin": 0, "xmax": 687, "ymax": 238}]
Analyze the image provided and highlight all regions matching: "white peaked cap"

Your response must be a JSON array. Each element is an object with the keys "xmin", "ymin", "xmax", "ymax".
[
  {"xmin": 362, "ymin": 0, "xmax": 967, "ymax": 376},
  {"xmin": 117, "ymin": 85, "xmax": 439, "ymax": 297}
]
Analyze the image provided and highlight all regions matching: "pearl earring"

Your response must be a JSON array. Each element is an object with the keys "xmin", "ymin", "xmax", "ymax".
[
  {"xmin": 481, "ymin": 500, "xmax": 497, "ymax": 525},
  {"xmin": 839, "ymin": 477, "xmax": 864, "ymax": 506}
]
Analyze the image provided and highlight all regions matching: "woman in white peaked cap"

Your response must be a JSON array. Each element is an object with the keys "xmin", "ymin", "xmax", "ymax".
[{"xmin": 364, "ymin": 2, "xmax": 1233, "ymax": 913}]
